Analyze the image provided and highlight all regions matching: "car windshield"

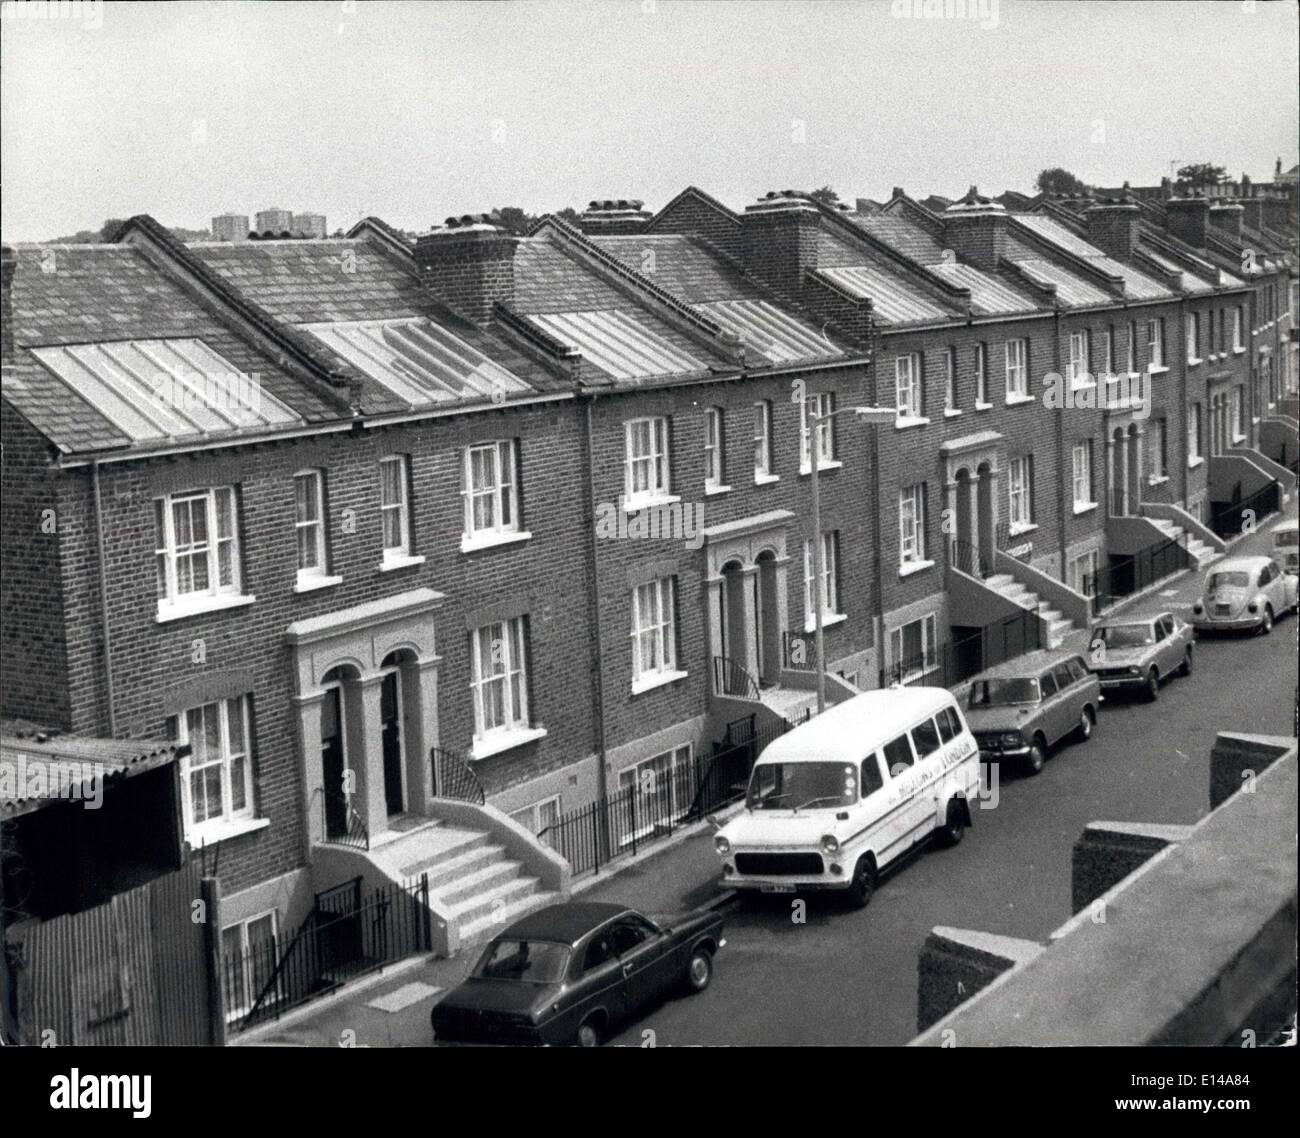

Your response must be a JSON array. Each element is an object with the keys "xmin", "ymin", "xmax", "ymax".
[
  {"xmin": 969, "ymin": 677, "xmax": 1040, "ymax": 707},
  {"xmin": 746, "ymin": 761, "xmax": 858, "ymax": 810},
  {"xmin": 1207, "ymin": 571, "xmax": 1250, "ymax": 589},
  {"xmin": 471, "ymin": 939, "xmax": 571, "ymax": 984},
  {"xmin": 1098, "ymin": 624, "xmax": 1154, "ymax": 648}
]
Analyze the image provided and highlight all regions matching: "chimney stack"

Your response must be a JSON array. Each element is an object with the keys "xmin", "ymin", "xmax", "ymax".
[
  {"xmin": 1239, "ymin": 197, "xmax": 1264, "ymax": 233},
  {"xmin": 1208, "ymin": 202, "xmax": 1244, "ymax": 243},
  {"xmin": 413, "ymin": 215, "xmax": 516, "ymax": 326},
  {"xmin": 1, "ymin": 245, "xmax": 15, "ymax": 362},
  {"xmin": 578, "ymin": 199, "xmax": 651, "ymax": 236},
  {"xmin": 941, "ymin": 186, "xmax": 1008, "ymax": 272},
  {"xmin": 1084, "ymin": 195, "xmax": 1141, "ymax": 260},
  {"xmin": 740, "ymin": 191, "xmax": 821, "ymax": 304},
  {"xmin": 1165, "ymin": 194, "xmax": 1210, "ymax": 249}
]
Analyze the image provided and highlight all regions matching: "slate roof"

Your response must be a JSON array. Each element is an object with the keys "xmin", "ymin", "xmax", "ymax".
[{"xmin": 1011, "ymin": 214, "xmax": 1176, "ymax": 300}]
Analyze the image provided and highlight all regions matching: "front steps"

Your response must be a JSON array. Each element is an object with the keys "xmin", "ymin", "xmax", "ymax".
[
  {"xmin": 759, "ymin": 684, "xmax": 820, "ymax": 722},
  {"xmin": 1145, "ymin": 518, "xmax": 1221, "ymax": 570},
  {"xmin": 984, "ymin": 572, "xmax": 1079, "ymax": 649}
]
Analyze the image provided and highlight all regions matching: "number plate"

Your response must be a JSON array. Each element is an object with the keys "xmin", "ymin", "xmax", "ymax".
[{"xmin": 760, "ymin": 883, "xmax": 796, "ymax": 894}]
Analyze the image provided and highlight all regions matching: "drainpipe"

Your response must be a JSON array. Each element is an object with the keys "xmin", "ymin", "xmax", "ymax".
[
  {"xmin": 868, "ymin": 324, "xmax": 884, "ymax": 678},
  {"xmin": 91, "ymin": 459, "xmax": 117, "ymax": 736},
  {"xmin": 1179, "ymin": 296, "xmax": 1190, "ymax": 506},
  {"xmin": 579, "ymin": 396, "xmax": 610, "ymax": 806},
  {"xmin": 1054, "ymin": 310, "xmax": 1067, "ymax": 580}
]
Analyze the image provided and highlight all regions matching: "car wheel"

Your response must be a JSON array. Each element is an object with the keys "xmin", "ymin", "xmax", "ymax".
[
  {"xmin": 1178, "ymin": 647, "xmax": 1193, "ymax": 677},
  {"xmin": 1260, "ymin": 606, "xmax": 1274, "ymax": 635},
  {"xmin": 1074, "ymin": 706, "xmax": 1094, "ymax": 742},
  {"xmin": 848, "ymin": 857, "xmax": 876, "ymax": 909},
  {"xmin": 575, "ymin": 1016, "xmax": 602, "ymax": 1048},
  {"xmin": 938, "ymin": 798, "xmax": 966, "ymax": 846},
  {"xmin": 1144, "ymin": 667, "xmax": 1159, "ymax": 702},
  {"xmin": 685, "ymin": 948, "xmax": 713, "ymax": 994},
  {"xmin": 1024, "ymin": 740, "xmax": 1046, "ymax": 775}
]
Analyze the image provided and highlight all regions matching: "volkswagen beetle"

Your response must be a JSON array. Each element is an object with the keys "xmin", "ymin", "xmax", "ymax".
[{"xmin": 1189, "ymin": 555, "xmax": 1298, "ymax": 634}]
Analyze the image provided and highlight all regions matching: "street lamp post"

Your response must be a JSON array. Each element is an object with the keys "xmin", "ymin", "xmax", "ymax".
[{"xmin": 803, "ymin": 398, "xmax": 898, "ymax": 714}]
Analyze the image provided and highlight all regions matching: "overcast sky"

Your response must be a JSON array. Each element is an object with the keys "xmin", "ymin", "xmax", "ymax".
[{"xmin": 2, "ymin": 0, "xmax": 1297, "ymax": 241}]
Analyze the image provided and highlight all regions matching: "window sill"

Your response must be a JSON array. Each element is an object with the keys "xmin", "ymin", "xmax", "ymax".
[
  {"xmin": 1009, "ymin": 522, "xmax": 1039, "ymax": 537},
  {"xmin": 899, "ymin": 558, "xmax": 935, "ymax": 578},
  {"xmin": 378, "ymin": 553, "xmax": 426, "ymax": 573},
  {"xmin": 186, "ymin": 816, "xmax": 269, "ymax": 848},
  {"xmin": 799, "ymin": 460, "xmax": 843, "ymax": 476},
  {"xmin": 470, "ymin": 725, "xmax": 548, "ymax": 761},
  {"xmin": 623, "ymin": 493, "xmax": 681, "ymax": 513},
  {"xmin": 295, "ymin": 574, "xmax": 343, "ymax": 594},
  {"xmin": 803, "ymin": 612, "xmax": 847, "ymax": 634},
  {"xmin": 631, "ymin": 669, "xmax": 689, "ymax": 696},
  {"xmin": 1232, "ymin": 432, "xmax": 1247, "ymax": 444},
  {"xmin": 1147, "ymin": 474, "xmax": 1170, "ymax": 487},
  {"xmin": 704, "ymin": 483, "xmax": 732, "ymax": 497},
  {"xmin": 1187, "ymin": 456, "xmax": 1205, "ymax": 469},
  {"xmin": 156, "ymin": 593, "xmax": 256, "ymax": 624},
  {"xmin": 753, "ymin": 472, "xmax": 780, "ymax": 486},
  {"xmin": 942, "ymin": 408, "xmax": 962, "ymax": 419},
  {"xmin": 894, "ymin": 416, "xmax": 931, "ymax": 430},
  {"xmin": 1148, "ymin": 365, "xmax": 1170, "ymax": 375},
  {"xmin": 1233, "ymin": 346, "xmax": 1246, "ymax": 355},
  {"xmin": 460, "ymin": 529, "xmax": 532, "ymax": 554},
  {"xmin": 974, "ymin": 401, "xmax": 994, "ymax": 412},
  {"xmin": 1069, "ymin": 380, "xmax": 1098, "ymax": 392},
  {"xmin": 1186, "ymin": 357, "xmax": 1202, "ymax": 368},
  {"xmin": 1073, "ymin": 501, "xmax": 1099, "ymax": 516},
  {"xmin": 1005, "ymin": 393, "xmax": 1036, "ymax": 406}
]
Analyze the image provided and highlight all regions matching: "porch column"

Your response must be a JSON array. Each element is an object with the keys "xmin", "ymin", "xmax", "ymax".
[
  {"xmin": 706, "ymin": 576, "xmax": 725, "ymax": 663},
  {"xmin": 358, "ymin": 670, "xmax": 387, "ymax": 836},
  {"xmin": 1131, "ymin": 426, "xmax": 1144, "ymax": 512},
  {"xmin": 943, "ymin": 478, "xmax": 958, "ymax": 557},
  {"xmin": 967, "ymin": 475, "xmax": 980, "ymax": 551},
  {"xmin": 1117, "ymin": 433, "xmax": 1128, "ymax": 514},
  {"xmin": 294, "ymin": 689, "xmax": 326, "ymax": 852},
  {"xmin": 414, "ymin": 657, "xmax": 440, "ymax": 808},
  {"xmin": 740, "ymin": 565, "xmax": 761, "ymax": 683}
]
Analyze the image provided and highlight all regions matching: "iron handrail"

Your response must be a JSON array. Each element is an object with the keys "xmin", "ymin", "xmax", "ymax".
[
  {"xmin": 711, "ymin": 655, "xmax": 761, "ymax": 701},
  {"xmin": 430, "ymin": 747, "xmax": 486, "ymax": 805}
]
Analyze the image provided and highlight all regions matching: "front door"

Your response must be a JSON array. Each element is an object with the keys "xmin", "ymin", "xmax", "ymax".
[
  {"xmin": 321, "ymin": 685, "xmax": 347, "ymax": 840},
  {"xmin": 380, "ymin": 670, "xmax": 405, "ymax": 817}
]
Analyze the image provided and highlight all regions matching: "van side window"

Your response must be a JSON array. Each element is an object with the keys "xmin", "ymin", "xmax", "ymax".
[
  {"xmin": 912, "ymin": 717, "xmax": 941, "ymax": 759},
  {"xmin": 1051, "ymin": 664, "xmax": 1074, "ymax": 691},
  {"xmin": 1066, "ymin": 657, "xmax": 1088, "ymax": 683},
  {"xmin": 860, "ymin": 754, "xmax": 884, "ymax": 797},
  {"xmin": 1039, "ymin": 671, "xmax": 1059, "ymax": 697},
  {"xmin": 936, "ymin": 706, "xmax": 959, "ymax": 743},
  {"xmin": 882, "ymin": 734, "xmax": 914, "ymax": 777}
]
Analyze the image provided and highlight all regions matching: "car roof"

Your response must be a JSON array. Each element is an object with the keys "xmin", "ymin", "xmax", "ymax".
[
  {"xmin": 1096, "ymin": 612, "xmax": 1166, "ymax": 627},
  {"xmin": 1210, "ymin": 555, "xmax": 1272, "ymax": 572},
  {"xmin": 1274, "ymin": 518, "xmax": 1298, "ymax": 533},
  {"xmin": 757, "ymin": 687, "xmax": 956, "ymax": 765},
  {"xmin": 970, "ymin": 648, "xmax": 1081, "ymax": 681},
  {"xmin": 496, "ymin": 901, "xmax": 633, "ymax": 946}
]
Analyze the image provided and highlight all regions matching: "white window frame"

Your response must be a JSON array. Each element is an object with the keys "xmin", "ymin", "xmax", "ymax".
[
  {"xmin": 898, "ymin": 483, "xmax": 927, "ymax": 568},
  {"xmin": 169, "ymin": 694, "xmax": 255, "ymax": 840},
  {"xmin": 624, "ymin": 416, "xmax": 671, "ymax": 503},
  {"xmin": 293, "ymin": 470, "xmax": 329, "ymax": 585},
  {"xmin": 1008, "ymin": 455, "xmax": 1034, "ymax": 530},
  {"xmin": 221, "ymin": 910, "xmax": 279, "ymax": 1023},
  {"xmin": 1146, "ymin": 318, "xmax": 1164, "ymax": 370},
  {"xmin": 379, "ymin": 455, "xmax": 412, "ymax": 561},
  {"xmin": 1067, "ymin": 331, "xmax": 1091, "ymax": 387},
  {"xmin": 753, "ymin": 400, "xmax": 774, "ymax": 481},
  {"xmin": 1072, "ymin": 443, "xmax": 1094, "ymax": 509},
  {"xmin": 799, "ymin": 391, "xmax": 835, "ymax": 471},
  {"xmin": 1126, "ymin": 321, "xmax": 1137, "ymax": 374},
  {"xmin": 631, "ymin": 577, "xmax": 681, "ymax": 690},
  {"xmin": 803, "ymin": 531, "xmax": 840, "ymax": 628},
  {"xmin": 1186, "ymin": 312, "xmax": 1200, "ymax": 364},
  {"xmin": 1230, "ymin": 386, "xmax": 1245, "ymax": 441},
  {"xmin": 470, "ymin": 616, "xmax": 531, "ymax": 743},
  {"xmin": 890, "ymin": 613, "xmax": 938, "ymax": 686},
  {"xmin": 1150, "ymin": 418, "xmax": 1168, "ymax": 479},
  {"xmin": 943, "ymin": 347, "xmax": 957, "ymax": 411},
  {"xmin": 617, "ymin": 745, "xmax": 694, "ymax": 844},
  {"xmin": 462, "ymin": 439, "xmax": 522, "ymax": 545},
  {"xmin": 704, "ymin": 407, "xmax": 726, "ymax": 491},
  {"xmin": 1187, "ymin": 402, "xmax": 1202, "ymax": 463},
  {"xmin": 974, "ymin": 342, "xmax": 989, "ymax": 406},
  {"xmin": 1102, "ymin": 327, "xmax": 1115, "ymax": 380},
  {"xmin": 1069, "ymin": 550, "xmax": 1099, "ymax": 598},
  {"xmin": 1005, "ymin": 338, "xmax": 1028, "ymax": 399},
  {"xmin": 509, "ymin": 795, "xmax": 562, "ymax": 847},
  {"xmin": 895, "ymin": 353, "xmax": 923, "ymax": 419},
  {"xmin": 154, "ymin": 486, "xmax": 246, "ymax": 618}
]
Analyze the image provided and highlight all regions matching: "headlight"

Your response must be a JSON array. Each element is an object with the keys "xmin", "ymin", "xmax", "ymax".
[
  {"xmin": 1192, "ymin": 602, "xmax": 1203, "ymax": 613},
  {"xmin": 1248, "ymin": 602, "xmax": 1259, "ymax": 613},
  {"xmin": 714, "ymin": 836, "xmax": 731, "ymax": 856},
  {"xmin": 999, "ymin": 731, "xmax": 1022, "ymax": 746},
  {"xmin": 820, "ymin": 834, "xmax": 839, "ymax": 855},
  {"xmin": 1128, "ymin": 666, "xmax": 1141, "ymax": 675}
]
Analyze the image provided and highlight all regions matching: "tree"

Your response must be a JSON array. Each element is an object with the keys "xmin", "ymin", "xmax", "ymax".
[
  {"xmin": 492, "ymin": 207, "xmax": 537, "ymax": 236},
  {"xmin": 1175, "ymin": 163, "xmax": 1227, "ymax": 190},
  {"xmin": 807, "ymin": 186, "xmax": 841, "ymax": 207},
  {"xmin": 1035, "ymin": 167, "xmax": 1088, "ymax": 195}
]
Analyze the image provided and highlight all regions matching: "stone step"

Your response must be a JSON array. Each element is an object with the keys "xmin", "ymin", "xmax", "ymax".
[
  {"xmin": 396, "ymin": 828, "xmax": 493, "ymax": 878},
  {"xmin": 458, "ymin": 889, "xmax": 562, "ymax": 950},
  {"xmin": 985, "ymin": 573, "xmax": 1016, "ymax": 589},
  {"xmin": 434, "ymin": 857, "xmax": 524, "ymax": 906},
  {"xmin": 417, "ymin": 842, "xmax": 510, "ymax": 890},
  {"xmin": 448, "ymin": 874, "xmax": 542, "ymax": 926}
]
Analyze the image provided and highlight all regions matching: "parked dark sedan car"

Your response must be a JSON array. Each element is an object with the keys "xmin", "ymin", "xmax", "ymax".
[
  {"xmin": 1085, "ymin": 611, "xmax": 1194, "ymax": 700},
  {"xmin": 430, "ymin": 901, "xmax": 723, "ymax": 1047}
]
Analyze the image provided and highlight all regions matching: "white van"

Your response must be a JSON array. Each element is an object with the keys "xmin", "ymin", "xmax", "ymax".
[
  {"xmin": 713, "ymin": 687, "xmax": 981, "ymax": 908},
  {"xmin": 1273, "ymin": 518, "xmax": 1298, "ymax": 575}
]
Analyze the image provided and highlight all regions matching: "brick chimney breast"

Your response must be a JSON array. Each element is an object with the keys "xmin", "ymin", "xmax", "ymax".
[
  {"xmin": 1208, "ymin": 202, "xmax": 1244, "ymax": 243},
  {"xmin": 578, "ymin": 199, "xmax": 651, "ymax": 236},
  {"xmin": 413, "ymin": 217, "xmax": 516, "ymax": 326},
  {"xmin": 941, "ymin": 186, "xmax": 1008, "ymax": 272},
  {"xmin": 1084, "ymin": 197, "xmax": 1141, "ymax": 260},
  {"xmin": 1, "ymin": 244, "xmax": 15, "ymax": 362},
  {"xmin": 740, "ymin": 192, "xmax": 821, "ymax": 304},
  {"xmin": 1165, "ymin": 194, "xmax": 1210, "ymax": 249}
]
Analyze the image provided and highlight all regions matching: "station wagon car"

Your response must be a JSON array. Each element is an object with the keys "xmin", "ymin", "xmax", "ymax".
[
  {"xmin": 1190, "ymin": 555, "xmax": 1299, "ymax": 634},
  {"xmin": 1085, "ymin": 611, "xmax": 1194, "ymax": 700},
  {"xmin": 965, "ymin": 650, "xmax": 1101, "ymax": 775},
  {"xmin": 430, "ymin": 902, "xmax": 722, "ymax": 1047}
]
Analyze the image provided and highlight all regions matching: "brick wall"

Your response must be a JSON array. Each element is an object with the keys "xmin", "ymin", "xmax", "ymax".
[{"xmin": 649, "ymin": 193, "xmax": 742, "ymax": 262}]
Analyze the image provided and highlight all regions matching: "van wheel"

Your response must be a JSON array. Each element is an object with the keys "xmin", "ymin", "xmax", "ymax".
[
  {"xmin": 938, "ymin": 799, "xmax": 966, "ymax": 846},
  {"xmin": 575, "ymin": 1015, "xmax": 603, "ymax": 1048},
  {"xmin": 1074, "ymin": 706, "xmax": 1095, "ymax": 743},
  {"xmin": 1178, "ymin": 648, "xmax": 1193, "ymax": 677},
  {"xmin": 1144, "ymin": 668, "xmax": 1160, "ymax": 702},
  {"xmin": 1259, "ymin": 606, "xmax": 1274, "ymax": 635},
  {"xmin": 1024, "ymin": 741, "xmax": 1046, "ymax": 775},
  {"xmin": 848, "ymin": 857, "xmax": 876, "ymax": 909}
]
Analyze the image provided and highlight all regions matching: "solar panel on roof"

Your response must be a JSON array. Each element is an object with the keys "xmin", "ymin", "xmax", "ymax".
[
  {"xmin": 303, "ymin": 317, "xmax": 531, "ymax": 406},
  {"xmin": 527, "ymin": 310, "xmax": 705, "ymax": 381},
  {"xmin": 28, "ymin": 339, "xmax": 301, "ymax": 443}
]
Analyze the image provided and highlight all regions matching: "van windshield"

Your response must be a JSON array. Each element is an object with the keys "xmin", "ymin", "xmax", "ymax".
[
  {"xmin": 746, "ymin": 762, "xmax": 858, "ymax": 811},
  {"xmin": 969, "ymin": 677, "xmax": 1040, "ymax": 707},
  {"xmin": 1275, "ymin": 530, "xmax": 1299, "ymax": 548}
]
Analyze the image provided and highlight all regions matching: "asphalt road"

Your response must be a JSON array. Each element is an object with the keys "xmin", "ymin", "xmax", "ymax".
[{"xmin": 611, "ymin": 522, "xmax": 1299, "ymax": 1047}]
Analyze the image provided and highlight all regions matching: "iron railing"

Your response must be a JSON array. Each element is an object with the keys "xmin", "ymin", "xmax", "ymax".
[
  {"xmin": 712, "ymin": 655, "xmax": 761, "ymax": 701},
  {"xmin": 1081, "ymin": 532, "xmax": 1189, "ymax": 617},
  {"xmin": 431, "ymin": 747, "xmax": 486, "ymax": 805},
  {"xmin": 227, "ymin": 875, "xmax": 430, "ymax": 1032},
  {"xmin": 1208, "ymin": 480, "xmax": 1281, "ymax": 541},
  {"xmin": 948, "ymin": 537, "xmax": 989, "ymax": 579},
  {"xmin": 880, "ymin": 608, "xmax": 1042, "ymax": 690},
  {"xmin": 320, "ymin": 795, "xmax": 369, "ymax": 851}
]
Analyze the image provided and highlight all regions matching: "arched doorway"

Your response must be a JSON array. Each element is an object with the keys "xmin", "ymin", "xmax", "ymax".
[
  {"xmin": 1126, "ymin": 424, "xmax": 1141, "ymax": 514},
  {"xmin": 719, "ymin": 560, "xmax": 748, "ymax": 670},
  {"xmin": 380, "ymin": 649, "xmax": 418, "ymax": 816},
  {"xmin": 1110, "ymin": 427, "xmax": 1127, "ymax": 514},
  {"xmin": 976, "ymin": 462, "xmax": 995, "ymax": 570},
  {"xmin": 320, "ymin": 664, "xmax": 360, "ymax": 841},
  {"xmin": 755, "ymin": 551, "xmax": 780, "ymax": 686}
]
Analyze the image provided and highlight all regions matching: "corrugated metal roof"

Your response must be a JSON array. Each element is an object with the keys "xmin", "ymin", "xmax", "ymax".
[
  {"xmin": 819, "ymin": 264, "xmax": 952, "ymax": 325},
  {"xmin": 1013, "ymin": 215, "xmax": 1107, "ymax": 259},
  {"xmin": 695, "ymin": 299, "xmax": 842, "ymax": 364},
  {"xmin": 1141, "ymin": 251, "xmax": 1214, "ymax": 294},
  {"xmin": 1104, "ymin": 258, "xmax": 1174, "ymax": 300},
  {"xmin": 28, "ymin": 339, "xmax": 302, "ymax": 443},
  {"xmin": 527, "ymin": 310, "xmax": 706, "ymax": 381},
  {"xmin": 303, "ymin": 317, "xmax": 532, "ymax": 406},
  {"xmin": 930, "ymin": 263, "xmax": 1038, "ymax": 315},
  {"xmin": 1014, "ymin": 258, "xmax": 1113, "ymax": 306}
]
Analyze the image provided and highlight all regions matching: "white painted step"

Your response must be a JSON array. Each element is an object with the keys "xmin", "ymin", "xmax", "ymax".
[
  {"xmin": 397, "ymin": 828, "xmax": 492, "ymax": 879},
  {"xmin": 415, "ymin": 842, "xmax": 508, "ymax": 890},
  {"xmin": 448, "ymin": 874, "xmax": 542, "ymax": 926},
  {"xmin": 435, "ymin": 858, "xmax": 524, "ymax": 907}
]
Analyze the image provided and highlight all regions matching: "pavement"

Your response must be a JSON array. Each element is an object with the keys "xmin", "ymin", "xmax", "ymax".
[{"xmin": 238, "ymin": 499, "xmax": 1297, "ymax": 1048}]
